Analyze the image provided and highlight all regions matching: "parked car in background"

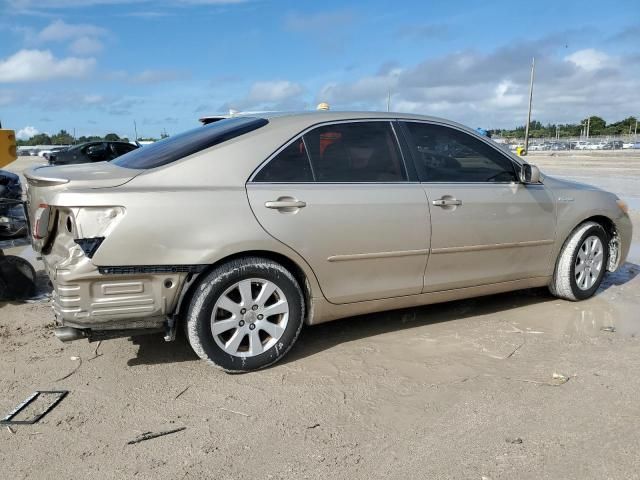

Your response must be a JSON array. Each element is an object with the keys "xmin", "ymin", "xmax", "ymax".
[
  {"xmin": 41, "ymin": 146, "xmax": 69, "ymax": 161},
  {"xmin": 622, "ymin": 142, "xmax": 635, "ymax": 149},
  {"xmin": 48, "ymin": 141, "xmax": 139, "ymax": 165},
  {"xmin": 573, "ymin": 141, "xmax": 591, "ymax": 150},
  {"xmin": 25, "ymin": 111, "xmax": 632, "ymax": 372},
  {"xmin": 603, "ymin": 140, "xmax": 624, "ymax": 150}
]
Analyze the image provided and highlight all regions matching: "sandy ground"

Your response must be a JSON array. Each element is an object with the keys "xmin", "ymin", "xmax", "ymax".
[{"xmin": 1, "ymin": 153, "xmax": 639, "ymax": 479}]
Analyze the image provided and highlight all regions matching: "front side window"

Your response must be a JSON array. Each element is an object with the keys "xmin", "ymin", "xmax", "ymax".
[
  {"xmin": 303, "ymin": 122, "xmax": 406, "ymax": 182},
  {"xmin": 113, "ymin": 117, "xmax": 268, "ymax": 169},
  {"xmin": 402, "ymin": 122, "xmax": 517, "ymax": 183},
  {"xmin": 253, "ymin": 138, "xmax": 313, "ymax": 182}
]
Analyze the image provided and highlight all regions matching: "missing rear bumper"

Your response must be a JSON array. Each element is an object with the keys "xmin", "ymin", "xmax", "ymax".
[{"xmin": 54, "ymin": 325, "xmax": 165, "ymax": 343}]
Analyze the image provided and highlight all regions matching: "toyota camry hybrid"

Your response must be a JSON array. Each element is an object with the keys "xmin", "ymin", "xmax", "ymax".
[{"xmin": 25, "ymin": 111, "xmax": 632, "ymax": 372}]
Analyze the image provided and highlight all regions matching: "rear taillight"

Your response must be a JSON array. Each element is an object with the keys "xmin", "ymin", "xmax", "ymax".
[{"xmin": 33, "ymin": 203, "xmax": 51, "ymax": 239}]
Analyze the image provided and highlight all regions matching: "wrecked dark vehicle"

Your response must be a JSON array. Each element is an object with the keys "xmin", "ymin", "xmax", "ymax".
[
  {"xmin": 0, "ymin": 170, "xmax": 26, "ymax": 239},
  {"xmin": 49, "ymin": 141, "xmax": 139, "ymax": 166},
  {"xmin": 0, "ymin": 170, "xmax": 36, "ymax": 300}
]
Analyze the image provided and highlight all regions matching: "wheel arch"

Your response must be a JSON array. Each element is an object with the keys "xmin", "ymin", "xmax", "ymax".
[
  {"xmin": 174, "ymin": 249, "xmax": 315, "ymax": 326},
  {"xmin": 581, "ymin": 214, "xmax": 616, "ymax": 239},
  {"xmin": 552, "ymin": 214, "xmax": 617, "ymax": 276}
]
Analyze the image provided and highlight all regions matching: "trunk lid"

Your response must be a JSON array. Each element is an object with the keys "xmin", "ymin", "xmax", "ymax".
[
  {"xmin": 24, "ymin": 161, "xmax": 140, "ymax": 188},
  {"xmin": 24, "ymin": 161, "xmax": 141, "ymax": 251}
]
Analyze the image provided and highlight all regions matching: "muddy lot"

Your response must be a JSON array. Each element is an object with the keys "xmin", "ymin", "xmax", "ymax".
[{"xmin": 2, "ymin": 153, "xmax": 639, "ymax": 479}]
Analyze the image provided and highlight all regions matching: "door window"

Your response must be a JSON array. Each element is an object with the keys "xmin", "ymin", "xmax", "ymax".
[
  {"xmin": 253, "ymin": 138, "xmax": 313, "ymax": 182},
  {"xmin": 303, "ymin": 122, "xmax": 406, "ymax": 182},
  {"xmin": 402, "ymin": 122, "xmax": 517, "ymax": 183}
]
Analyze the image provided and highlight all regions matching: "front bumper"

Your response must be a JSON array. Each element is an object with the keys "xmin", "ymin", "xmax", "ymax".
[{"xmin": 46, "ymin": 253, "xmax": 186, "ymax": 331}]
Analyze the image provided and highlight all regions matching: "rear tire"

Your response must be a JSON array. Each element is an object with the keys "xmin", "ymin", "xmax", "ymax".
[
  {"xmin": 549, "ymin": 221, "xmax": 608, "ymax": 301},
  {"xmin": 0, "ymin": 255, "xmax": 36, "ymax": 300},
  {"xmin": 186, "ymin": 257, "xmax": 304, "ymax": 372}
]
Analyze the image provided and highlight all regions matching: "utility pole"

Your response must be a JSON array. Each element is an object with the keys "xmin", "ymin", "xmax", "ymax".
[
  {"xmin": 523, "ymin": 57, "xmax": 535, "ymax": 153},
  {"xmin": 386, "ymin": 89, "xmax": 391, "ymax": 112},
  {"xmin": 635, "ymin": 120, "xmax": 638, "ymax": 140},
  {"xmin": 134, "ymin": 120, "xmax": 138, "ymax": 141},
  {"xmin": 586, "ymin": 116, "xmax": 590, "ymax": 140}
]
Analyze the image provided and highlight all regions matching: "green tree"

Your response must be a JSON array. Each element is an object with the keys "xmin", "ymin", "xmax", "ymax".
[
  {"xmin": 104, "ymin": 133, "xmax": 120, "ymax": 141},
  {"xmin": 583, "ymin": 116, "xmax": 606, "ymax": 135},
  {"xmin": 51, "ymin": 129, "xmax": 74, "ymax": 145},
  {"xmin": 28, "ymin": 133, "xmax": 52, "ymax": 145}
]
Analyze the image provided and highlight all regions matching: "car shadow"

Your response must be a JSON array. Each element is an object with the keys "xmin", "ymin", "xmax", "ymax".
[
  {"xmin": 598, "ymin": 261, "xmax": 639, "ymax": 292},
  {"xmin": 280, "ymin": 287, "xmax": 557, "ymax": 367},
  {"xmin": 127, "ymin": 332, "xmax": 199, "ymax": 366},
  {"xmin": 125, "ymin": 262, "xmax": 639, "ymax": 368}
]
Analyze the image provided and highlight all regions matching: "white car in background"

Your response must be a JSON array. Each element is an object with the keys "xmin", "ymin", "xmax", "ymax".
[
  {"xmin": 573, "ymin": 141, "xmax": 591, "ymax": 150},
  {"xmin": 588, "ymin": 141, "xmax": 607, "ymax": 150}
]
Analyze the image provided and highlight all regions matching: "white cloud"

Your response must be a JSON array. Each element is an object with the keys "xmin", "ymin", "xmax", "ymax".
[
  {"xmin": 313, "ymin": 41, "xmax": 640, "ymax": 127},
  {"xmin": 0, "ymin": 49, "xmax": 95, "ymax": 82},
  {"xmin": 8, "ymin": 0, "xmax": 247, "ymax": 7},
  {"xmin": 68, "ymin": 36, "xmax": 104, "ymax": 55},
  {"xmin": 246, "ymin": 80, "xmax": 304, "ymax": 103},
  {"xmin": 285, "ymin": 10, "xmax": 354, "ymax": 32},
  {"xmin": 36, "ymin": 19, "xmax": 106, "ymax": 42},
  {"xmin": 130, "ymin": 69, "xmax": 188, "ymax": 84},
  {"xmin": 565, "ymin": 48, "xmax": 613, "ymax": 71},
  {"xmin": 81, "ymin": 94, "xmax": 106, "ymax": 105},
  {"xmin": 0, "ymin": 90, "xmax": 14, "ymax": 106},
  {"xmin": 30, "ymin": 20, "xmax": 107, "ymax": 56},
  {"xmin": 16, "ymin": 126, "xmax": 39, "ymax": 140}
]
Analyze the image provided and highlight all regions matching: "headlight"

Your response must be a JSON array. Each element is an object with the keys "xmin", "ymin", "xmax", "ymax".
[{"xmin": 616, "ymin": 199, "xmax": 629, "ymax": 214}]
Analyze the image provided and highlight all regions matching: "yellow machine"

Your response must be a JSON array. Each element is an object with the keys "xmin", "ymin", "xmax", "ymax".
[{"xmin": 0, "ymin": 127, "xmax": 17, "ymax": 168}]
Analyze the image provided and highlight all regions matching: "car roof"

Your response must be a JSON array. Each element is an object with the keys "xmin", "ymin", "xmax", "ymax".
[{"xmin": 228, "ymin": 110, "xmax": 476, "ymax": 136}]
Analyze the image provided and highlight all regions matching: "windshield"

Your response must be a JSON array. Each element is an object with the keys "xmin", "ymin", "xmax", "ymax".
[{"xmin": 112, "ymin": 117, "xmax": 268, "ymax": 169}]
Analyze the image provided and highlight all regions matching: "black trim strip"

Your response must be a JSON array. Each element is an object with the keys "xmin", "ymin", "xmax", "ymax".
[{"xmin": 99, "ymin": 265, "xmax": 207, "ymax": 275}]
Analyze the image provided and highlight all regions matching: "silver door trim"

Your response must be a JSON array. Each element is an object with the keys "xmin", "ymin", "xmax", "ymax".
[
  {"xmin": 327, "ymin": 249, "xmax": 429, "ymax": 262},
  {"xmin": 431, "ymin": 239, "xmax": 554, "ymax": 255}
]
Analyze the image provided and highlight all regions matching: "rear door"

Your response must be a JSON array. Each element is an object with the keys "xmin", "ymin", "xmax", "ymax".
[
  {"xmin": 246, "ymin": 120, "xmax": 431, "ymax": 304},
  {"xmin": 400, "ymin": 121, "xmax": 556, "ymax": 292}
]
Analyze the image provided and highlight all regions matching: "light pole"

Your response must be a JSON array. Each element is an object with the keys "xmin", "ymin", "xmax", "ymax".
[{"xmin": 523, "ymin": 58, "xmax": 535, "ymax": 154}]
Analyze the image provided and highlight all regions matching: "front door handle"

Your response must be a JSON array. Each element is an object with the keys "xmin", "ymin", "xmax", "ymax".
[
  {"xmin": 265, "ymin": 198, "xmax": 306, "ymax": 210},
  {"xmin": 432, "ymin": 198, "xmax": 462, "ymax": 207}
]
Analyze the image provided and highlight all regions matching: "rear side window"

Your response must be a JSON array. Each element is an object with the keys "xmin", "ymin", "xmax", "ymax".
[
  {"xmin": 402, "ymin": 122, "xmax": 517, "ymax": 182},
  {"xmin": 112, "ymin": 117, "xmax": 268, "ymax": 169},
  {"xmin": 113, "ymin": 143, "xmax": 138, "ymax": 156},
  {"xmin": 303, "ymin": 122, "xmax": 406, "ymax": 182},
  {"xmin": 253, "ymin": 138, "xmax": 313, "ymax": 182}
]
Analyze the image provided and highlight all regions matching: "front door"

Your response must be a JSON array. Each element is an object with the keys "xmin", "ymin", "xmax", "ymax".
[
  {"xmin": 400, "ymin": 121, "xmax": 556, "ymax": 292},
  {"xmin": 247, "ymin": 121, "xmax": 431, "ymax": 304}
]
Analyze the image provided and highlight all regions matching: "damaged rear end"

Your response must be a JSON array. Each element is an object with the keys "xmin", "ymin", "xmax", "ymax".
[{"xmin": 25, "ymin": 163, "xmax": 185, "ymax": 342}]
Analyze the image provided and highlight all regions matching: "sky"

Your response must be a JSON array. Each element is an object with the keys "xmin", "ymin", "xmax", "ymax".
[{"xmin": 0, "ymin": 0, "xmax": 639, "ymax": 140}]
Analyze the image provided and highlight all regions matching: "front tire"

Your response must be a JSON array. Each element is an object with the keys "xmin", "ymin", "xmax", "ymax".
[
  {"xmin": 549, "ymin": 221, "xmax": 608, "ymax": 301},
  {"xmin": 186, "ymin": 257, "xmax": 304, "ymax": 372}
]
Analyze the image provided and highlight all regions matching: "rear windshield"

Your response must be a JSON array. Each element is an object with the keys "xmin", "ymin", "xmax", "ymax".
[{"xmin": 112, "ymin": 117, "xmax": 268, "ymax": 169}]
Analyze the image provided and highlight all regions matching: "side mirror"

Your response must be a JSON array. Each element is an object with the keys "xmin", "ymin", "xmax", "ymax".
[{"xmin": 520, "ymin": 163, "xmax": 541, "ymax": 184}]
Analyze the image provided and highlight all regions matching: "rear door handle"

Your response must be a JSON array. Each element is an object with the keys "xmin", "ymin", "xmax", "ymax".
[
  {"xmin": 432, "ymin": 198, "xmax": 462, "ymax": 207},
  {"xmin": 265, "ymin": 198, "xmax": 306, "ymax": 210}
]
